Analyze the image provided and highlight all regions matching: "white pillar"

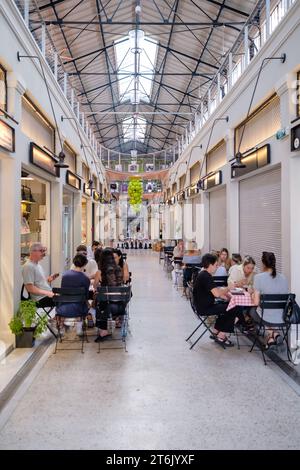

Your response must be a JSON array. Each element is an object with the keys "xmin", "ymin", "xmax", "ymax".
[
  {"xmin": 41, "ymin": 24, "xmax": 46, "ymax": 57},
  {"xmin": 63, "ymin": 72, "xmax": 67, "ymax": 96},
  {"xmin": 265, "ymin": 0, "xmax": 270, "ymax": 40},
  {"xmin": 228, "ymin": 53, "xmax": 233, "ymax": 90},
  {"xmin": 54, "ymin": 52, "xmax": 58, "ymax": 81},
  {"xmin": 24, "ymin": 0, "xmax": 29, "ymax": 27},
  {"xmin": 244, "ymin": 25, "xmax": 249, "ymax": 69}
]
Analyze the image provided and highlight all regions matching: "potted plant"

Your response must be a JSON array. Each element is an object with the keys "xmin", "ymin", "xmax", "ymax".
[{"xmin": 9, "ymin": 300, "xmax": 48, "ymax": 348}]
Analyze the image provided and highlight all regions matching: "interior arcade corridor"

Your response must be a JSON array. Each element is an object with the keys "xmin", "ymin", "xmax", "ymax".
[{"xmin": 1, "ymin": 251, "xmax": 300, "ymax": 450}]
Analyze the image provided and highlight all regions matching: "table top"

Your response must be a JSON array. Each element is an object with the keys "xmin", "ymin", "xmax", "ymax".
[{"xmin": 226, "ymin": 290, "xmax": 256, "ymax": 310}]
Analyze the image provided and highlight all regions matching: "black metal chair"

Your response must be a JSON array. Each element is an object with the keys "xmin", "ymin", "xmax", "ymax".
[
  {"xmin": 52, "ymin": 287, "xmax": 89, "ymax": 353},
  {"xmin": 249, "ymin": 294, "xmax": 292, "ymax": 365},
  {"xmin": 96, "ymin": 285, "xmax": 131, "ymax": 353},
  {"xmin": 185, "ymin": 286, "xmax": 218, "ymax": 350}
]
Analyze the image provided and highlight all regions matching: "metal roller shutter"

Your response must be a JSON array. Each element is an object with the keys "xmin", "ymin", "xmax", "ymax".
[
  {"xmin": 209, "ymin": 187, "xmax": 227, "ymax": 251},
  {"xmin": 207, "ymin": 140, "xmax": 226, "ymax": 173},
  {"xmin": 239, "ymin": 167, "xmax": 281, "ymax": 271}
]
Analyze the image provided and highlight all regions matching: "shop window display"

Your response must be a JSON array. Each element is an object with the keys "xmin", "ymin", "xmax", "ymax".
[{"xmin": 21, "ymin": 174, "xmax": 49, "ymax": 263}]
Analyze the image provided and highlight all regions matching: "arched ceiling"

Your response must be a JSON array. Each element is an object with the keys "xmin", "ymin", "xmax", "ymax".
[{"xmin": 29, "ymin": 0, "xmax": 258, "ymax": 156}]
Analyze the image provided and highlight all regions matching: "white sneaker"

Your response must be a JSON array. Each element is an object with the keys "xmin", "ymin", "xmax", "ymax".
[{"xmin": 59, "ymin": 327, "xmax": 65, "ymax": 337}]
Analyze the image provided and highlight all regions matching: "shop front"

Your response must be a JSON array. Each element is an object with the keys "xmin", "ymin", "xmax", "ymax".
[
  {"xmin": 234, "ymin": 94, "xmax": 282, "ymax": 269},
  {"xmin": 205, "ymin": 140, "xmax": 227, "ymax": 251}
]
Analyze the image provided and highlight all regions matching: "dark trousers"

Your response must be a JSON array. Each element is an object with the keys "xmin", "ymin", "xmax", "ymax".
[
  {"xmin": 96, "ymin": 301, "xmax": 126, "ymax": 330},
  {"xmin": 200, "ymin": 303, "xmax": 241, "ymax": 334}
]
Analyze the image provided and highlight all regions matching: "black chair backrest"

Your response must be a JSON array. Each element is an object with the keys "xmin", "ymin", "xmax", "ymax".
[
  {"xmin": 21, "ymin": 283, "xmax": 30, "ymax": 300},
  {"xmin": 164, "ymin": 246, "xmax": 174, "ymax": 253},
  {"xmin": 52, "ymin": 287, "xmax": 88, "ymax": 303},
  {"xmin": 213, "ymin": 276, "xmax": 228, "ymax": 287},
  {"xmin": 260, "ymin": 294, "xmax": 289, "ymax": 310},
  {"xmin": 97, "ymin": 285, "xmax": 131, "ymax": 303},
  {"xmin": 173, "ymin": 257, "xmax": 183, "ymax": 262},
  {"xmin": 185, "ymin": 263, "xmax": 201, "ymax": 269},
  {"xmin": 122, "ymin": 253, "xmax": 127, "ymax": 260}
]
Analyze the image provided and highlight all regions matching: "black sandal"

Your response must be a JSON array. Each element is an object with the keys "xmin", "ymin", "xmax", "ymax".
[{"xmin": 214, "ymin": 336, "xmax": 234, "ymax": 348}]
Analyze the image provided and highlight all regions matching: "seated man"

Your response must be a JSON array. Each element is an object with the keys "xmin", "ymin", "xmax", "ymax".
[
  {"xmin": 22, "ymin": 242, "xmax": 56, "ymax": 307},
  {"xmin": 193, "ymin": 253, "xmax": 241, "ymax": 347}
]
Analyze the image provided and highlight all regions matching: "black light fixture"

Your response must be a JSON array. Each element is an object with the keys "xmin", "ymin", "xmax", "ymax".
[
  {"xmin": 231, "ymin": 53, "xmax": 286, "ymax": 170},
  {"xmin": 86, "ymin": 178, "xmax": 95, "ymax": 190},
  {"xmin": 231, "ymin": 151, "xmax": 246, "ymax": 169},
  {"xmin": 54, "ymin": 150, "xmax": 69, "ymax": 168}
]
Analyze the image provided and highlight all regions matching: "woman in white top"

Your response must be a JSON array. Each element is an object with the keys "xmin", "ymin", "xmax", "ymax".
[
  {"xmin": 252, "ymin": 252, "xmax": 288, "ymax": 349},
  {"xmin": 228, "ymin": 256, "xmax": 256, "ymax": 289}
]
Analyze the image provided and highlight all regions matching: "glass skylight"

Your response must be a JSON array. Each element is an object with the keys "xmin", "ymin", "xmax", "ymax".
[
  {"xmin": 115, "ymin": 35, "xmax": 158, "ymax": 104},
  {"xmin": 122, "ymin": 116, "xmax": 147, "ymax": 142}
]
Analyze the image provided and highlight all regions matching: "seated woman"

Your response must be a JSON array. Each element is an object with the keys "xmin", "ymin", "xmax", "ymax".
[
  {"xmin": 228, "ymin": 256, "xmax": 256, "ymax": 289},
  {"xmin": 56, "ymin": 254, "xmax": 90, "ymax": 336},
  {"xmin": 228, "ymin": 253, "xmax": 242, "ymax": 276},
  {"xmin": 113, "ymin": 248, "xmax": 130, "ymax": 284},
  {"xmin": 182, "ymin": 241, "xmax": 202, "ymax": 290},
  {"xmin": 252, "ymin": 251, "xmax": 288, "ymax": 349},
  {"xmin": 94, "ymin": 249, "xmax": 126, "ymax": 342},
  {"xmin": 193, "ymin": 253, "xmax": 241, "ymax": 347},
  {"xmin": 214, "ymin": 248, "xmax": 231, "ymax": 276}
]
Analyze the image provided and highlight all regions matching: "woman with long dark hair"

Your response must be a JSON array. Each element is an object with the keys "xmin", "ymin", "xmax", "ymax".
[
  {"xmin": 252, "ymin": 252, "xmax": 288, "ymax": 349},
  {"xmin": 113, "ymin": 248, "xmax": 130, "ymax": 283},
  {"xmin": 94, "ymin": 249, "xmax": 125, "ymax": 342}
]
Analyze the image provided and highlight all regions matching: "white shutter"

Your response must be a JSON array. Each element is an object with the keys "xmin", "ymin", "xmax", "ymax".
[
  {"xmin": 21, "ymin": 97, "xmax": 54, "ymax": 150},
  {"xmin": 239, "ymin": 167, "xmax": 281, "ymax": 271},
  {"xmin": 207, "ymin": 140, "xmax": 226, "ymax": 173},
  {"xmin": 236, "ymin": 95, "xmax": 281, "ymax": 154},
  {"xmin": 190, "ymin": 162, "xmax": 200, "ymax": 184},
  {"xmin": 209, "ymin": 187, "xmax": 227, "ymax": 251}
]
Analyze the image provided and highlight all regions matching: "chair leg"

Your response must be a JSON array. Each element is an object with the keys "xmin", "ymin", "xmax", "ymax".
[
  {"xmin": 185, "ymin": 322, "xmax": 202, "ymax": 342},
  {"xmin": 190, "ymin": 327, "xmax": 208, "ymax": 350}
]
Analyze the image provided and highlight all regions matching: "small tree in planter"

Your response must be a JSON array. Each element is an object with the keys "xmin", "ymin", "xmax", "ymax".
[{"xmin": 9, "ymin": 300, "xmax": 48, "ymax": 348}]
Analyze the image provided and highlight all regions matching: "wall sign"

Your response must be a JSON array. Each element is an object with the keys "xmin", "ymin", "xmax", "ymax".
[
  {"xmin": 29, "ymin": 142, "xmax": 59, "ymax": 177},
  {"xmin": 202, "ymin": 170, "xmax": 222, "ymax": 190},
  {"xmin": 83, "ymin": 183, "xmax": 92, "ymax": 197},
  {"xmin": 0, "ymin": 119, "xmax": 15, "ymax": 152},
  {"xmin": 176, "ymin": 191, "xmax": 185, "ymax": 202},
  {"xmin": 66, "ymin": 170, "xmax": 81, "ymax": 190},
  {"xmin": 291, "ymin": 123, "xmax": 300, "ymax": 151},
  {"xmin": 231, "ymin": 144, "xmax": 270, "ymax": 178},
  {"xmin": 186, "ymin": 185, "xmax": 200, "ymax": 198}
]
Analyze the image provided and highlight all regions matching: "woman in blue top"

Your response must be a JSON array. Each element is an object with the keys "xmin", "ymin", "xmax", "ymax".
[{"xmin": 56, "ymin": 254, "xmax": 90, "ymax": 335}]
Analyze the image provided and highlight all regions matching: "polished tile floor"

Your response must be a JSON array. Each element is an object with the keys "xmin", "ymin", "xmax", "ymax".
[{"xmin": 1, "ymin": 251, "xmax": 300, "ymax": 450}]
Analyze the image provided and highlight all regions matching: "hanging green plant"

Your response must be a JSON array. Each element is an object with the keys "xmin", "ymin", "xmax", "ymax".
[{"xmin": 128, "ymin": 177, "xmax": 143, "ymax": 212}]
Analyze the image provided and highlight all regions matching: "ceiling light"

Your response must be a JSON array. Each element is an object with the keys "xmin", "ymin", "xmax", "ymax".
[{"xmin": 21, "ymin": 171, "xmax": 34, "ymax": 181}]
